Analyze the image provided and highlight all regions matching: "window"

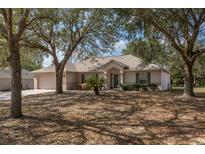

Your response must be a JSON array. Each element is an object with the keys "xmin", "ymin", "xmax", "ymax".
[
  {"xmin": 82, "ymin": 74, "xmax": 85, "ymax": 83},
  {"xmin": 139, "ymin": 72, "xmax": 147, "ymax": 84}
]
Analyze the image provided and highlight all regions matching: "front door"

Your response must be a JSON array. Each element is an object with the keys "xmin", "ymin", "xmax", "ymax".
[{"xmin": 113, "ymin": 74, "xmax": 119, "ymax": 88}]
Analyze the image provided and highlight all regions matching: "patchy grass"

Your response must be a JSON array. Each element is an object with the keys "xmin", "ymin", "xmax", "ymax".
[
  {"xmin": 172, "ymin": 87, "xmax": 205, "ymax": 97},
  {"xmin": 0, "ymin": 89, "xmax": 205, "ymax": 145}
]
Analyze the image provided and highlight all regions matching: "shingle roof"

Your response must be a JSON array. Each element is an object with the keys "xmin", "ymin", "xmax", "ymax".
[
  {"xmin": 0, "ymin": 68, "xmax": 33, "ymax": 79},
  {"xmin": 32, "ymin": 55, "xmax": 168, "ymax": 73}
]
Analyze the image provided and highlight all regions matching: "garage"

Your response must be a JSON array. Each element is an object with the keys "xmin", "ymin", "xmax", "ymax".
[
  {"xmin": 0, "ymin": 78, "xmax": 11, "ymax": 91},
  {"xmin": 37, "ymin": 73, "xmax": 56, "ymax": 90},
  {"xmin": 0, "ymin": 69, "xmax": 34, "ymax": 91}
]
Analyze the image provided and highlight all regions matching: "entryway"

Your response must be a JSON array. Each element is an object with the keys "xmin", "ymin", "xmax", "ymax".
[
  {"xmin": 110, "ymin": 74, "xmax": 120, "ymax": 89},
  {"xmin": 105, "ymin": 67, "xmax": 123, "ymax": 90},
  {"xmin": 113, "ymin": 74, "xmax": 119, "ymax": 88}
]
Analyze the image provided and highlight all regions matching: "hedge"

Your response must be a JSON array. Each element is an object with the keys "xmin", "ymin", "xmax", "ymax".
[{"xmin": 121, "ymin": 83, "xmax": 158, "ymax": 91}]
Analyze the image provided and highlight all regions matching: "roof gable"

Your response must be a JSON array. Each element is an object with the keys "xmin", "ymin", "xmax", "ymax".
[
  {"xmin": 102, "ymin": 59, "xmax": 129, "ymax": 67},
  {"xmin": 101, "ymin": 59, "xmax": 129, "ymax": 71}
]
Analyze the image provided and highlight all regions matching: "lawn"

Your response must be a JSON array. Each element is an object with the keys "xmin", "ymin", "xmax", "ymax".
[
  {"xmin": 172, "ymin": 87, "xmax": 205, "ymax": 96},
  {"xmin": 0, "ymin": 88, "xmax": 205, "ymax": 144}
]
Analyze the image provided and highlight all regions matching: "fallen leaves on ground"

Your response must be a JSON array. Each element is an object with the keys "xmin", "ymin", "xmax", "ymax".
[{"xmin": 0, "ymin": 90, "xmax": 205, "ymax": 144}]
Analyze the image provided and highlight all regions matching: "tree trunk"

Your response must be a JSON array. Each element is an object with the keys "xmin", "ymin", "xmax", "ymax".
[
  {"xmin": 55, "ymin": 67, "xmax": 64, "ymax": 94},
  {"xmin": 9, "ymin": 46, "xmax": 23, "ymax": 118},
  {"xmin": 94, "ymin": 86, "xmax": 99, "ymax": 95},
  {"xmin": 183, "ymin": 63, "xmax": 194, "ymax": 97}
]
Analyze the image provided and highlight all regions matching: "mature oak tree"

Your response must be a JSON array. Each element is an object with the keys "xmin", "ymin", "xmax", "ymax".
[
  {"xmin": 23, "ymin": 9, "xmax": 118, "ymax": 94},
  {"xmin": 125, "ymin": 9, "xmax": 205, "ymax": 97},
  {"xmin": 0, "ymin": 9, "xmax": 40, "ymax": 118}
]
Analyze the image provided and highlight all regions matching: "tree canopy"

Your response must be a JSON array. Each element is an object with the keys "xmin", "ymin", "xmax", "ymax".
[
  {"xmin": 123, "ymin": 37, "xmax": 168, "ymax": 66},
  {"xmin": 23, "ymin": 8, "xmax": 119, "ymax": 93},
  {"xmin": 119, "ymin": 8, "xmax": 205, "ymax": 96}
]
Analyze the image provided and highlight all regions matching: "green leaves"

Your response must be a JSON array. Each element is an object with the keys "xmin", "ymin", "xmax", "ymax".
[
  {"xmin": 24, "ymin": 9, "xmax": 119, "ymax": 64},
  {"xmin": 123, "ymin": 37, "xmax": 167, "ymax": 65},
  {"xmin": 20, "ymin": 47, "xmax": 44, "ymax": 71},
  {"xmin": 86, "ymin": 75, "xmax": 105, "ymax": 90}
]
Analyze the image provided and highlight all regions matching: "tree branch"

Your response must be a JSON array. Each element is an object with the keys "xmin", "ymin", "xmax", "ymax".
[
  {"xmin": 15, "ymin": 9, "xmax": 30, "ymax": 40},
  {"xmin": 191, "ymin": 48, "xmax": 205, "ymax": 62},
  {"xmin": 145, "ymin": 17, "xmax": 187, "ymax": 62},
  {"xmin": 5, "ymin": 9, "xmax": 13, "ymax": 43}
]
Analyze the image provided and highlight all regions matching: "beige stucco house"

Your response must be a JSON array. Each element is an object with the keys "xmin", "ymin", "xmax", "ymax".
[
  {"xmin": 0, "ymin": 69, "xmax": 34, "ymax": 91},
  {"xmin": 33, "ymin": 55, "xmax": 171, "ymax": 91}
]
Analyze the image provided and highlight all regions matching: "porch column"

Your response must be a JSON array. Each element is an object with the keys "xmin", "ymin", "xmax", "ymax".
[
  {"xmin": 120, "ymin": 70, "xmax": 123, "ymax": 85},
  {"xmin": 34, "ymin": 74, "xmax": 38, "ymax": 89},
  {"xmin": 103, "ymin": 71, "xmax": 107, "ymax": 89},
  {"xmin": 62, "ymin": 73, "xmax": 67, "ymax": 91}
]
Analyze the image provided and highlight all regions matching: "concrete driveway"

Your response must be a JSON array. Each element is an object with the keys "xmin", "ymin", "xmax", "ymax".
[{"xmin": 0, "ymin": 89, "xmax": 54, "ymax": 101}]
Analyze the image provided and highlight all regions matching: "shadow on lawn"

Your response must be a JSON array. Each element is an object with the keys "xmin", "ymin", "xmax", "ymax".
[
  {"xmin": 21, "ymin": 115, "xmax": 145, "ymax": 145},
  {"xmin": 1, "ymin": 91, "xmax": 205, "ymax": 144},
  {"xmin": 170, "ymin": 87, "xmax": 205, "ymax": 98}
]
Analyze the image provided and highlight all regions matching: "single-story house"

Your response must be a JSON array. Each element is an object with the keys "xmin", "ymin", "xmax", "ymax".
[
  {"xmin": 33, "ymin": 55, "xmax": 171, "ymax": 91},
  {"xmin": 0, "ymin": 68, "xmax": 34, "ymax": 91}
]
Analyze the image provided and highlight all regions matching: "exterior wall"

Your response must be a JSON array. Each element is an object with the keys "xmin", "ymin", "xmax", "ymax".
[
  {"xmin": 22, "ymin": 79, "xmax": 34, "ymax": 90},
  {"xmin": 150, "ymin": 71, "xmax": 161, "ymax": 90},
  {"xmin": 106, "ymin": 68, "xmax": 120, "ymax": 89},
  {"xmin": 124, "ymin": 71, "xmax": 136, "ymax": 84},
  {"xmin": 0, "ymin": 78, "xmax": 11, "ymax": 91},
  {"xmin": 0, "ymin": 78, "xmax": 33, "ymax": 91},
  {"xmin": 36, "ymin": 73, "xmax": 56, "ymax": 90},
  {"xmin": 123, "ymin": 70, "xmax": 164, "ymax": 90},
  {"xmin": 84, "ymin": 73, "xmax": 95, "ymax": 80},
  {"xmin": 34, "ymin": 72, "xmax": 67, "ymax": 90},
  {"xmin": 161, "ymin": 71, "xmax": 171, "ymax": 91},
  {"xmin": 124, "ymin": 70, "xmax": 161, "ymax": 84},
  {"xmin": 77, "ymin": 72, "xmax": 104, "ymax": 82},
  {"xmin": 66, "ymin": 72, "xmax": 104, "ymax": 90},
  {"xmin": 34, "ymin": 75, "xmax": 38, "ymax": 89},
  {"xmin": 66, "ymin": 72, "xmax": 78, "ymax": 90},
  {"xmin": 33, "ymin": 70, "xmax": 170, "ymax": 91},
  {"xmin": 84, "ymin": 73, "xmax": 104, "ymax": 81}
]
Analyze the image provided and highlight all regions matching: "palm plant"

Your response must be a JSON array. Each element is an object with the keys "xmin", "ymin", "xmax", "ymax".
[{"xmin": 86, "ymin": 75, "xmax": 105, "ymax": 95}]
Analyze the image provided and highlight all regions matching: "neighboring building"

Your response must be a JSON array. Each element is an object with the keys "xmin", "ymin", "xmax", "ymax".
[
  {"xmin": 33, "ymin": 55, "xmax": 171, "ymax": 91},
  {"xmin": 0, "ymin": 69, "xmax": 34, "ymax": 91}
]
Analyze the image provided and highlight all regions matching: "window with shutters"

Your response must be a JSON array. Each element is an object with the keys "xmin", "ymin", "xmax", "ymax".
[
  {"xmin": 147, "ymin": 72, "xmax": 151, "ymax": 84},
  {"xmin": 136, "ymin": 73, "xmax": 139, "ymax": 84},
  {"xmin": 82, "ymin": 74, "xmax": 85, "ymax": 83},
  {"xmin": 139, "ymin": 72, "xmax": 147, "ymax": 84}
]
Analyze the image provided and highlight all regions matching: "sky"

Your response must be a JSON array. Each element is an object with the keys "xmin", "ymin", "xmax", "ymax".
[{"xmin": 42, "ymin": 40, "xmax": 128, "ymax": 67}]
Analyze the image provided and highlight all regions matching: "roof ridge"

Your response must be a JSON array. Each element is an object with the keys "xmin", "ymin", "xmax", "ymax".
[{"xmin": 97, "ymin": 54, "xmax": 132, "ymax": 59}]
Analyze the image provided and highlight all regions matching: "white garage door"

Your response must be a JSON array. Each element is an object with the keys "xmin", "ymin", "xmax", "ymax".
[
  {"xmin": 0, "ymin": 78, "xmax": 11, "ymax": 91},
  {"xmin": 38, "ymin": 73, "xmax": 56, "ymax": 90}
]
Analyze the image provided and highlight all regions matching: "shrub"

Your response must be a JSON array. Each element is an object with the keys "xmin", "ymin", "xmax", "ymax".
[
  {"xmin": 127, "ymin": 84, "xmax": 133, "ymax": 91},
  {"xmin": 147, "ymin": 83, "xmax": 158, "ymax": 91},
  {"xmin": 121, "ymin": 83, "xmax": 158, "ymax": 91},
  {"xmin": 86, "ymin": 75, "xmax": 105, "ymax": 95},
  {"xmin": 121, "ymin": 84, "xmax": 141, "ymax": 91},
  {"xmin": 139, "ymin": 84, "xmax": 147, "ymax": 91},
  {"xmin": 121, "ymin": 84, "xmax": 129, "ymax": 91},
  {"xmin": 134, "ymin": 84, "xmax": 140, "ymax": 91}
]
